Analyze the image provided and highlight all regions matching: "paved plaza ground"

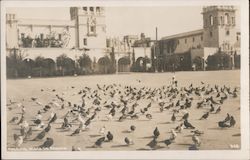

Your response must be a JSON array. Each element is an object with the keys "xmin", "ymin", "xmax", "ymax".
[{"xmin": 6, "ymin": 70, "xmax": 240, "ymax": 150}]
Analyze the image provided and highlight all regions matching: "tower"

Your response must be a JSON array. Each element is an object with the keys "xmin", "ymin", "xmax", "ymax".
[
  {"xmin": 202, "ymin": 6, "xmax": 237, "ymax": 51},
  {"xmin": 6, "ymin": 13, "xmax": 18, "ymax": 49},
  {"xmin": 70, "ymin": 7, "xmax": 106, "ymax": 50}
]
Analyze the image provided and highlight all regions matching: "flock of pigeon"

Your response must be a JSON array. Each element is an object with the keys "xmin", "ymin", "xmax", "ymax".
[{"xmin": 7, "ymin": 76, "xmax": 239, "ymax": 150}]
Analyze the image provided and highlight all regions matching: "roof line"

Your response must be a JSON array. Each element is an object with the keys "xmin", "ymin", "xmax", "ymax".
[{"xmin": 161, "ymin": 29, "xmax": 203, "ymax": 40}]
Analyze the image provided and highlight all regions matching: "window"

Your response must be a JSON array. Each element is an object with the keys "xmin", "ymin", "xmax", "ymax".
[
  {"xmin": 177, "ymin": 40, "xmax": 180, "ymax": 45},
  {"xmin": 225, "ymin": 13, "xmax": 229, "ymax": 24},
  {"xmin": 236, "ymin": 35, "xmax": 239, "ymax": 41},
  {"xmin": 90, "ymin": 26, "xmax": 95, "ymax": 32},
  {"xmin": 58, "ymin": 34, "xmax": 62, "ymax": 40},
  {"xmin": 231, "ymin": 17, "xmax": 235, "ymax": 25},
  {"xmin": 185, "ymin": 39, "xmax": 187, "ymax": 44},
  {"xmin": 193, "ymin": 37, "xmax": 195, "ymax": 42},
  {"xmin": 220, "ymin": 16, "xmax": 224, "ymax": 25},
  {"xmin": 83, "ymin": 7, "xmax": 87, "ymax": 11},
  {"xmin": 226, "ymin": 30, "xmax": 230, "ymax": 36},
  {"xmin": 214, "ymin": 17, "xmax": 217, "ymax": 25},
  {"xmin": 84, "ymin": 38, "xmax": 87, "ymax": 45},
  {"xmin": 90, "ymin": 7, "xmax": 94, "ymax": 12},
  {"xmin": 201, "ymin": 36, "xmax": 203, "ymax": 41},
  {"xmin": 210, "ymin": 31, "xmax": 213, "ymax": 37},
  {"xmin": 209, "ymin": 15, "xmax": 213, "ymax": 26}
]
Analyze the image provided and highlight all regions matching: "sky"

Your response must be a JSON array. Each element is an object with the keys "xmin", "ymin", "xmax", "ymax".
[{"xmin": 6, "ymin": 6, "xmax": 240, "ymax": 39}]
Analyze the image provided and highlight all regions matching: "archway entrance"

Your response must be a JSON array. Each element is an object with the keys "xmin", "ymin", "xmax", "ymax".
[
  {"xmin": 118, "ymin": 56, "xmax": 131, "ymax": 72},
  {"xmin": 98, "ymin": 56, "xmax": 111, "ymax": 74}
]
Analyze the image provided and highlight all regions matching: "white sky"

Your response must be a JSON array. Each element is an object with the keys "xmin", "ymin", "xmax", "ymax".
[{"xmin": 6, "ymin": 7, "xmax": 240, "ymax": 39}]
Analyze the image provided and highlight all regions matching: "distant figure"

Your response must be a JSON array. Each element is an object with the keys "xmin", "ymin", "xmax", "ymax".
[{"xmin": 172, "ymin": 74, "xmax": 178, "ymax": 87}]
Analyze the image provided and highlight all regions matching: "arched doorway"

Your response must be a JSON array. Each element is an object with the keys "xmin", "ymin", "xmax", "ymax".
[
  {"xmin": 56, "ymin": 54, "xmax": 75, "ymax": 76},
  {"xmin": 118, "ymin": 56, "xmax": 131, "ymax": 72},
  {"xmin": 43, "ymin": 58, "xmax": 56, "ymax": 76},
  {"xmin": 98, "ymin": 56, "xmax": 111, "ymax": 74},
  {"xmin": 134, "ymin": 57, "xmax": 150, "ymax": 72},
  {"xmin": 23, "ymin": 58, "xmax": 35, "ymax": 77}
]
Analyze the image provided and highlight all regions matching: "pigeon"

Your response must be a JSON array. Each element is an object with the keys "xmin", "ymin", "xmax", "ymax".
[
  {"xmin": 229, "ymin": 116, "xmax": 236, "ymax": 127},
  {"xmin": 169, "ymin": 129, "xmax": 177, "ymax": 141},
  {"xmin": 31, "ymin": 97, "xmax": 37, "ymax": 101},
  {"xmin": 44, "ymin": 123, "xmax": 51, "ymax": 132},
  {"xmin": 223, "ymin": 113, "xmax": 231, "ymax": 123},
  {"xmin": 99, "ymin": 126, "xmax": 106, "ymax": 135},
  {"xmin": 130, "ymin": 125, "xmax": 136, "ymax": 132},
  {"xmin": 171, "ymin": 113, "xmax": 176, "ymax": 122},
  {"xmin": 71, "ymin": 128, "xmax": 81, "ymax": 136},
  {"xmin": 175, "ymin": 123, "xmax": 184, "ymax": 133},
  {"xmin": 9, "ymin": 116, "xmax": 18, "ymax": 123},
  {"xmin": 199, "ymin": 112, "xmax": 209, "ymax": 120},
  {"xmin": 17, "ymin": 114, "xmax": 24, "ymax": 125},
  {"xmin": 153, "ymin": 127, "xmax": 160, "ymax": 138},
  {"xmin": 49, "ymin": 113, "xmax": 57, "ymax": 124},
  {"xmin": 146, "ymin": 138, "xmax": 158, "ymax": 150},
  {"xmin": 192, "ymin": 134, "xmax": 201, "ymax": 147},
  {"xmin": 124, "ymin": 137, "xmax": 133, "ymax": 145},
  {"xmin": 72, "ymin": 146, "xmax": 81, "ymax": 151},
  {"xmin": 218, "ymin": 121, "xmax": 230, "ymax": 128},
  {"xmin": 215, "ymin": 106, "xmax": 221, "ymax": 114},
  {"xmin": 15, "ymin": 135, "xmax": 23, "ymax": 148},
  {"xmin": 33, "ymin": 130, "xmax": 46, "ymax": 141},
  {"xmin": 24, "ymin": 127, "xmax": 33, "ymax": 140},
  {"xmin": 146, "ymin": 114, "xmax": 152, "ymax": 120},
  {"xmin": 181, "ymin": 113, "xmax": 189, "ymax": 121},
  {"xmin": 39, "ymin": 137, "xmax": 54, "ymax": 148},
  {"xmin": 13, "ymin": 134, "xmax": 19, "ymax": 141},
  {"xmin": 94, "ymin": 137, "xmax": 105, "ymax": 148},
  {"xmin": 160, "ymin": 138, "xmax": 173, "ymax": 148},
  {"xmin": 106, "ymin": 131, "xmax": 113, "ymax": 141},
  {"xmin": 184, "ymin": 119, "xmax": 195, "ymax": 129},
  {"xmin": 191, "ymin": 130, "xmax": 204, "ymax": 136},
  {"xmin": 33, "ymin": 119, "xmax": 42, "ymax": 125}
]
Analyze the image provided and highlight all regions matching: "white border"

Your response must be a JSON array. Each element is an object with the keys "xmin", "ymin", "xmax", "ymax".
[{"xmin": 1, "ymin": 0, "xmax": 249, "ymax": 159}]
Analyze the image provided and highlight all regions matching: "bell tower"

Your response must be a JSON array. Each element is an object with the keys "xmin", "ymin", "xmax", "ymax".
[
  {"xmin": 70, "ymin": 7, "xmax": 106, "ymax": 49},
  {"xmin": 202, "ymin": 6, "xmax": 237, "ymax": 51}
]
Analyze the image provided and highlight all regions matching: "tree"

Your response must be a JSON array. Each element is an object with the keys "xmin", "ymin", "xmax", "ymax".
[
  {"xmin": 109, "ymin": 48, "xmax": 116, "ymax": 73},
  {"xmin": 193, "ymin": 56, "xmax": 203, "ymax": 71},
  {"xmin": 56, "ymin": 54, "xmax": 75, "ymax": 76},
  {"xmin": 34, "ymin": 56, "xmax": 45, "ymax": 77},
  {"xmin": 6, "ymin": 48, "xmax": 26, "ymax": 78},
  {"xmin": 206, "ymin": 52, "xmax": 231, "ymax": 70},
  {"xmin": 77, "ymin": 54, "xmax": 92, "ymax": 74}
]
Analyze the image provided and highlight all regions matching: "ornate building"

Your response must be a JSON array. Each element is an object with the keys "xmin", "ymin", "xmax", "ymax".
[
  {"xmin": 153, "ymin": 6, "xmax": 240, "ymax": 71},
  {"xmin": 6, "ymin": 7, "xmax": 107, "ymax": 73}
]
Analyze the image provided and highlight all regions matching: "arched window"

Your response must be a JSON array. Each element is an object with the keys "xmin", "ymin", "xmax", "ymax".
[
  {"xmin": 83, "ymin": 7, "xmax": 87, "ymax": 11},
  {"xmin": 220, "ymin": 16, "xmax": 224, "ymax": 25},
  {"xmin": 209, "ymin": 15, "xmax": 213, "ymax": 26},
  {"xmin": 231, "ymin": 17, "xmax": 235, "ymax": 25},
  {"xmin": 225, "ymin": 13, "xmax": 229, "ymax": 24},
  {"xmin": 90, "ymin": 7, "xmax": 94, "ymax": 14}
]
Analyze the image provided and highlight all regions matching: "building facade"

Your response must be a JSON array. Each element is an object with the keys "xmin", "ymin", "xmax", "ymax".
[
  {"xmin": 153, "ymin": 6, "xmax": 240, "ymax": 71},
  {"xmin": 6, "ymin": 7, "xmax": 108, "ymax": 73},
  {"xmin": 106, "ymin": 33, "xmax": 153, "ymax": 72}
]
